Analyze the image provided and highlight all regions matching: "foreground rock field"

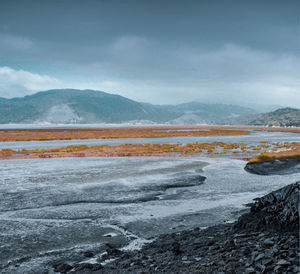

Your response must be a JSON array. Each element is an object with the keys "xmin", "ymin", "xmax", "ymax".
[{"xmin": 53, "ymin": 182, "xmax": 299, "ymax": 274}]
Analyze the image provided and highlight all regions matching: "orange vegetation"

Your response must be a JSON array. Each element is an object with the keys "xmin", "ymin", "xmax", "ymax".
[
  {"xmin": 1, "ymin": 141, "xmax": 299, "ymax": 160},
  {"xmin": 249, "ymin": 146, "xmax": 300, "ymax": 163},
  {"xmin": 0, "ymin": 125, "xmax": 299, "ymax": 142},
  {"xmin": 0, "ymin": 126, "xmax": 253, "ymax": 142}
]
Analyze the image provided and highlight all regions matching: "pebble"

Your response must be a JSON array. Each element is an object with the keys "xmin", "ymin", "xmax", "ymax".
[
  {"xmin": 83, "ymin": 251, "xmax": 94, "ymax": 258},
  {"xmin": 255, "ymin": 253, "xmax": 265, "ymax": 261},
  {"xmin": 261, "ymin": 258, "xmax": 273, "ymax": 265},
  {"xmin": 264, "ymin": 238, "xmax": 275, "ymax": 246},
  {"xmin": 244, "ymin": 267, "xmax": 256, "ymax": 273},
  {"xmin": 276, "ymin": 259, "xmax": 290, "ymax": 265},
  {"xmin": 194, "ymin": 257, "xmax": 201, "ymax": 261}
]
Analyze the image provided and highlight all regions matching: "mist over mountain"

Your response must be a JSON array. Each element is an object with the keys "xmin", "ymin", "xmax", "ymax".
[{"xmin": 0, "ymin": 89, "xmax": 259, "ymax": 124}]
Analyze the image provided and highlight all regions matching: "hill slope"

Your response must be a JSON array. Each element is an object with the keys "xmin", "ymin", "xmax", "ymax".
[
  {"xmin": 164, "ymin": 102, "xmax": 255, "ymax": 124},
  {"xmin": 0, "ymin": 89, "xmax": 257, "ymax": 124},
  {"xmin": 247, "ymin": 107, "xmax": 300, "ymax": 127},
  {"xmin": 0, "ymin": 89, "xmax": 177, "ymax": 123},
  {"xmin": 221, "ymin": 107, "xmax": 300, "ymax": 127}
]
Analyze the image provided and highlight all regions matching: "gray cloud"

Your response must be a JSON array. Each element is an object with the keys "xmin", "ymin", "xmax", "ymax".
[
  {"xmin": 0, "ymin": 67, "xmax": 62, "ymax": 98},
  {"xmin": 1, "ymin": 33, "xmax": 34, "ymax": 51},
  {"xmin": 0, "ymin": 0, "xmax": 299, "ymax": 107}
]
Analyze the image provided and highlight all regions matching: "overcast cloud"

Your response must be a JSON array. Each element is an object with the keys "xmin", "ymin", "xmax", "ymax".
[{"xmin": 0, "ymin": 0, "xmax": 299, "ymax": 107}]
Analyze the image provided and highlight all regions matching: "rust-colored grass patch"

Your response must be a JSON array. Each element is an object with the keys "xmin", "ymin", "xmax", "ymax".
[
  {"xmin": 249, "ymin": 146, "xmax": 300, "ymax": 163},
  {"xmin": 0, "ymin": 125, "xmax": 299, "ymax": 142},
  {"xmin": 0, "ymin": 126, "xmax": 252, "ymax": 142},
  {"xmin": 1, "ymin": 141, "xmax": 299, "ymax": 160}
]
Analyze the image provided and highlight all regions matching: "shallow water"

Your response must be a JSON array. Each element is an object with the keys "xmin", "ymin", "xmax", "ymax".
[
  {"xmin": 0, "ymin": 130, "xmax": 298, "ymax": 150},
  {"xmin": 0, "ymin": 155, "xmax": 299, "ymax": 272}
]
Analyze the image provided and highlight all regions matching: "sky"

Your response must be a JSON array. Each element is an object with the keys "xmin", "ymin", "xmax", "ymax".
[{"xmin": 0, "ymin": 0, "xmax": 299, "ymax": 107}]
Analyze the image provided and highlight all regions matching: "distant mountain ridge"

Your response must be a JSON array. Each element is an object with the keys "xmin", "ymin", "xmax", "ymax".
[
  {"xmin": 0, "ymin": 89, "xmax": 175, "ymax": 124},
  {"xmin": 248, "ymin": 107, "xmax": 300, "ymax": 127},
  {"xmin": 0, "ymin": 89, "xmax": 258, "ymax": 124},
  {"xmin": 221, "ymin": 107, "xmax": 300, "ymax": 127}
]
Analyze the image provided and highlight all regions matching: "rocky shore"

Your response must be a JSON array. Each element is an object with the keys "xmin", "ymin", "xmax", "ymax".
[{"xmin": 54, "ymin": 182, "xmax": 300, "ymax": 274}]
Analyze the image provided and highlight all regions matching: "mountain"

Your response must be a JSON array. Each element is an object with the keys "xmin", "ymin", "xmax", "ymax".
[
  {"xmin": 247, "ymin": 107, "xmax": 300, "ymax": 127},
  {"xmin": 222, "ymin": 107, "xmax": 300, "ymax": 127},
  {"xmin": 245, "ymin": 103, "xmax": 286, "ymax": 113},
  {"xmin": 0, "ymin": 89, "xmax": 257, "ymax": 124},
  {"xmin": 0, "ymin": 89, "xmax": 177, "ymax": 123},
  {"xmin": 164, "ymin": 102, "xmax": 255, "ymax": 124}
]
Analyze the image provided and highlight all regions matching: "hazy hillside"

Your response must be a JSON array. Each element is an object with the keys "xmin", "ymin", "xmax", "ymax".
[
  {"xmin": 164, "ymin": 102, "xmax": 255, "ymax": 124},
  {"xmin": 0, "ymin": 89, "xmax": 258, "ymax": 124},
  {"xmin": 221, "ymin": 107, "xmax": 300, "ymax": 127},
  {"xmin": 248, "ymin": 108, "xmax": 300, "ymax": 127},
  {"xmin": 0, "ymin": 89, "xmax": 178, "ymax": 123}
]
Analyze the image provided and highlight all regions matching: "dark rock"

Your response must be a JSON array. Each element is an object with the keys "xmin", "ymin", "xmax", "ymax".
[
  {"xmin": 274, "ymin": 265, "xmax": 283, "ymax": 272},
  {"xmin": 83, "ymin": 251, "xmax": 94, "ymax": 258},
  {"xmin": 224, "ymin": 238, "xmax": 235, "ymax": 251},
  {"xmin": 234, "ymin": 182, "xmax": 300, "ymax": 232},
  {"xmin": 261, "ymin": 258, "xmax": 273, "ymax": 266},
  {"xmin": 53, "ymin": 263, "xmax": 73, "ymax": 273},
  {"xmin": 263, "ymin": 238, "xmax": 275, "ymax": 246},
  {"xmin": 255, "ymin": 253, "xmax": 265, "ymax": 261},
  {"xmin": 105, "ymin": 243, "xmax": 123, "ymax": 256},
  {"xmin": 256, "ymin": 263, "xmax": 266, "ymax": 272},
  {"xmin": 245, "ymin": 157, "xmax": 300, "ymax": 175},
  {"xmin": 244, "ymin": 267, "xmax": 256, "ymax": 273},
  {"xmin": 243, "ymin": 246, "xmax": 251, "ymax": 255},
  {"xmin": 271, "ymin": 245, "xmax": 279, "ymax": 255},
  {"xmin": 160, "ymin": 175, "xmax": 206, "ymax": 190},
  {"xmin": 276, "ymin": 259, "xmax": 290, "ymax": 266},
  {"xmin": 207, "ymin": 240, "xmax": 215, "ymax": 246},
  {"xmin": 181, "ymin": 256, "xmax": 188, "ymax": 261},
  {"xmin": 171, "ymin": 242, "xmax": 181, "ymax": 255},
  {"xmin": 74, "ymin": 263, "xmax": 103, "ymax": 271}
]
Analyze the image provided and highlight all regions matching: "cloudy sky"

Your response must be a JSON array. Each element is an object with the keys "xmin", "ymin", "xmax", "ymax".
[{"xmin": 0, "ymin": 0, "xmax": 299, "ymax": 107}]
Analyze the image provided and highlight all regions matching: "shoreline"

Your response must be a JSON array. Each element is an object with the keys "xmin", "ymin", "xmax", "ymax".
[
  {"xmin": 0, "ymin": 153, "xmax": 250, "ymax": 160},
  {"xmin": 52, "ymin": 182, "xmax": 299, "ymax": 273},
  {"xmin": 1, "ymin": 156, "xmax": 299, "ymax": 273}
]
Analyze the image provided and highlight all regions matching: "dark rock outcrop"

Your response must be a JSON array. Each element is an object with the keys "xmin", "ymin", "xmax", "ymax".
[
  {"xmin": 245, "ymin": 157, "xmax": 300, "ymax": 175},
  {"xmin": 234, "ymin": 182, "xmax": 299, "ymax": 232}
]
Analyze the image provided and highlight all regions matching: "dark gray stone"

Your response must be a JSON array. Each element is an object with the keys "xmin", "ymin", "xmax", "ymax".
[
  {"xmin": 53, "ymin": 263, "xmax": 73, "ymax": 273},
  {"xmin": 83, "ymin": 251, "xmax": 94, "ymax": 258},
  {"xmin": 264, "ymin": 238, "xmax": 275, "ymax": 246},
  {"xmin": 245, "ymin": 157, "xmax": 300, "ymax": 175},
  {"xmin": 255, "ymin": 253, "xmax": 265, "ymax": 261},
  {"xmin": 234, "ymin": 182, "xmax": 300, "ymax": 232},
  {"xmin": 276, "ymin": 259, "xmax": 290, "ymax": 266},
  {"xmin": 244, "ymin": 267, "xmax": 256, "ymax": 273}
]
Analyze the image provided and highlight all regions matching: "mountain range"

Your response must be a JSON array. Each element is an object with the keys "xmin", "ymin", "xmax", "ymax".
[{"xmin": 0, "ymin": 89, "xmax": 258, "ymax": 124}]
